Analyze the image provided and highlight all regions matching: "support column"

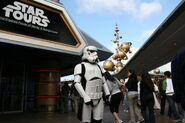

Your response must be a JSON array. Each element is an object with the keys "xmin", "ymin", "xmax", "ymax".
[{"xmin": 36, "ymin": 60, "xmax": 61, "ymax": 112}]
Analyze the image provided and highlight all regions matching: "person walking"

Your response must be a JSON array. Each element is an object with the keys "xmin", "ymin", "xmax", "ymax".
[
  {"xmin": 60, "ymin": 83, "xmax": 71, "ymax": 113},
  {"xmin": 162, "ymin": 71, "xmax": 181, "ymax": 122},
  {"xmin": 171, "ymin": 48, "xmax": 185, "ymax": 123},
  {"xmin": 137, "ymin": 72, "xmax": 155, "ymax": 123},
  {"xmin": 104, "ymin": 72, "xmax": 123, "ymax": 123},
  {"xmin": 125, "ymin": 70, "xmax": 143, "ymax": 123},
  {"xmin": 70, "ymin": 83, "xmax": 80, "ymax": 113},
  {"xmin": 158, "ymin": 78, "xmax": 167, "ymax": 115}
]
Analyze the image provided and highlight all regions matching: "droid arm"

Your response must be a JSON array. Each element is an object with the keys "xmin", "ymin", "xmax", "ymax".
[
  {"xmin": 74, "ymin": 75, "xmax": 91, "ymax": 103},
  {"xmin": 74, "ymin": 64, "xmax": 91, "ymax": 103}
]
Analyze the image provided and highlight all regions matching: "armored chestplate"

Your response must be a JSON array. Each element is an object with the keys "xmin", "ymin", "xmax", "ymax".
[
  {"xmin": 83, "ymin": 63, "xmax": 103, "ymax": 81},
  {"xmin": 83, "ymin": 63, "xmax": 103, "ymax": 99}
]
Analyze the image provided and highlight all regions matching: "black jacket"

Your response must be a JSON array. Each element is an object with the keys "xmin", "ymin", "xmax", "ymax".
[
  {"xmin": 140, "ymin": 80, "xmax": 154, "ymax": 102},
  {"xmin": 126, "ymin": 77, "xmax": 138, "ymax": 92}
]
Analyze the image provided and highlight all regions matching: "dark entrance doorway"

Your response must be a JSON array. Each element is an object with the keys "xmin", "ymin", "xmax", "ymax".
[{"xmin": 0, "ymin": 61, "xmax": 25, "ymax": 114}]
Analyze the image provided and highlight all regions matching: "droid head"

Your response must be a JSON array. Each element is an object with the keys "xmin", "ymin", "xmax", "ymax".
[{"xmin": 82, "ymin": 46, "xmax": 99, "ymax": 64}]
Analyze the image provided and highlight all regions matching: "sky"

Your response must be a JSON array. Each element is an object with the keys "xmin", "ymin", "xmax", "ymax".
[{"xmin": 60, "ymin": 0, "xmax": 181, "ymax": 80}]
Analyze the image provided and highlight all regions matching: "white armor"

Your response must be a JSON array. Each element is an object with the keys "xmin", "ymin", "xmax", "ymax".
[
  {"xmin": 75, "ymin": 62, "xmax": 103, "ymax": 100},
  {"xmin": 73, "ymin": 46, "xmax": 110, "ymax": 123}
]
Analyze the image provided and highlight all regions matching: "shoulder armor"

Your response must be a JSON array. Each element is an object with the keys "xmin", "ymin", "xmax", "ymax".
[{"xmin": 74, "ymin": 64, "xmax": 82, "ymax": 75}]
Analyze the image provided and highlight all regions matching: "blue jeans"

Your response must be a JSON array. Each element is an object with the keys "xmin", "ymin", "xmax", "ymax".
[
  {"xmin": 166, "ymin": 95, "xmax": 180, "ymax": 119},
  {"xmin": 123, "ymin": 92, "xmax": 129, "ymax": 110}
]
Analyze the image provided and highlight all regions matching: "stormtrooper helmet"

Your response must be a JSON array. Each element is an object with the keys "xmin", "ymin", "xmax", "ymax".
[{"xmin": 82, "ymin": 46, "xmax": 99, "ymax": 64}]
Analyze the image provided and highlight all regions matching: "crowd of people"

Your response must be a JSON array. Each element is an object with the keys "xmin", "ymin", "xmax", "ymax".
[
  {"xmin": 59, "ymin": 70, "xmax": 185, "ymax": 123},
  {"xmin": 62, "ymin": 68, "xmax": 184, "ymax": 123},
  {"xmin": 67, "ymin": 46, "xmax": 185, "ymax": 123},
  {"xmin": 60, "ymin": 69, "xmax": 185, "ymax": 123},
  {"xmin": 102, "ymin": 69, "xmax": 185, "ymax": 123}
]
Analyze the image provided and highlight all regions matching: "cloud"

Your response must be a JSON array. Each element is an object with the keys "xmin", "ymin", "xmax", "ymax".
[
  {"xmin": 137, "ymin": 2, "xmax": 162, "ymax": 19},
  {"xmin": 76, "ymin": 0, "xmax": 132, "ymax": 13},
  {"xmin": 138, "ymin": 28, "xmax": 156, "ymax": 41},
  {"xmin": 106, "ymin": 43, "xmax": 119, "ymax": 53},
  {"xmin": 75, "ymin": 0, "xmax": 162, "ymax": 19}
]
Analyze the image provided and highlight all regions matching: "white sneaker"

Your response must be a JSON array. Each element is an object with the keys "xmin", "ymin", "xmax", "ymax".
[
  {"xmin": 136, "ymin": 119, "xmax": 144, "ymax": 123},
  {"xmin": 115, "ymin": 119, "xmax": 123, "ymax": 123},
  {"xmin": 124, "ymin": 110, "xmax": 129, "ymax": 113},
  {"xmin": 118, "ymin": 119, "xmax": 123, "ymax": 123}
]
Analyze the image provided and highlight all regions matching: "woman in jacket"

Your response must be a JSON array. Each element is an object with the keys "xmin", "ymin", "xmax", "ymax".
[{"xmin": 104, "ymin": 72, "xmax": 123, "ymax": 123}]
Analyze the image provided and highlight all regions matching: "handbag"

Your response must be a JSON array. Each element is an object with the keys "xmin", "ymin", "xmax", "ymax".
[
  {"xmin": 154, "ymin": 84, "xmax": 159, "ymax": 92},
  {"xmin": 153, "ymin": 92, "xmax": 161, "ymax": 110}
]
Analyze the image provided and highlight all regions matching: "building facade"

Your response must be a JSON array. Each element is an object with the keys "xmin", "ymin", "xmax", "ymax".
[{"xmin": 0, "ymin": 0, "xmax": 112, "ymax": 114}]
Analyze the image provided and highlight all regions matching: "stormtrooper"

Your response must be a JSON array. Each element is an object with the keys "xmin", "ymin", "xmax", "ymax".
[{"xmin": 74, "ymin": 46, "xmax": 110, "ymax": 123}]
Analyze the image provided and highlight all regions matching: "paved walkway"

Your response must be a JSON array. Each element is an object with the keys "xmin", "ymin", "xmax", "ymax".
[
  {"xmin": 0, "ymin": 105, "xmax": 179, "ymax": 123},
  {"xmin": 103, "ymin": 104, "xmax": 176, "ymax": 123}
]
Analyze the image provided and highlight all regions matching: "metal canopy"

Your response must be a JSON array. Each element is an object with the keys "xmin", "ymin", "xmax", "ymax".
[
  {"xmin": 59, "ymin": 30, "xmax": 113, "ymax": 76},
  {"xmin": 115, "ymin": 0, "xmax": 185, "ymax": 79}
]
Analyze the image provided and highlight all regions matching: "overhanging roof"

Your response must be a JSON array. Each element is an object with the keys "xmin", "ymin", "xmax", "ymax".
[
  {"xmin": 60, "ymin": 30, "xmax": 113, "ymax": 76},
  {"xmin": 80, "ymin": 30, "xmax": 113, "ymax": 61},
  {"xmin": 115, "ymin": 0, "xmax": 185, "ymax": 78}
]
